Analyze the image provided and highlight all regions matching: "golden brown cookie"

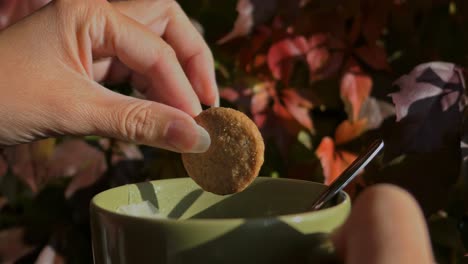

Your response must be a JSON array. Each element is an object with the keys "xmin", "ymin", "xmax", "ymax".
[{"xmin": 181, "ymin": 107, "xmax": 265, "ymax": 195}]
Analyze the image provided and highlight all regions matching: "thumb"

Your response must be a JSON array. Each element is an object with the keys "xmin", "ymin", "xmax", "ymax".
[
  {"xmin": 331, "ymin": 184, "xmax": 434, "ymax": 264},
  {"xmin": 76, "ymin": 88, "xmax": 211, "ymax": 153}
]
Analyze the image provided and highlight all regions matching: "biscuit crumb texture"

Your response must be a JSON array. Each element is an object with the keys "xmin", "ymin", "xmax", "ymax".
[{"xmin": 182, "ymin": 107, "xmax": 265, "ymax": 195}]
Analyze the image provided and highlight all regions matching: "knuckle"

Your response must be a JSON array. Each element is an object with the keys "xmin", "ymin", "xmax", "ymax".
[
  {"xmin": 53, "ymin": 0, "xmax": 109, "ymax": 24},
  {"xmin": 166, "ymin": 0, "xmax": 183, "ymax": 15},
  {"xmin": 118, "ymin": 102, "xmax": 158, "ymax": 143}
]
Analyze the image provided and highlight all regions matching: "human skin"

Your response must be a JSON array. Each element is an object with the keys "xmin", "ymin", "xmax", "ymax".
[
  {"xmin": 333, "ymin": 184, "xmax": 435, "ymax": 264},
  {"xmin": 0, "ymin": 0, "xmax": 217, "ymax": 153}
]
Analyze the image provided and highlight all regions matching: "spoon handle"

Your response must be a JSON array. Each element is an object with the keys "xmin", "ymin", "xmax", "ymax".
[{"xmin": 310, "ymin": 139, "xmax": 384, "ymax": 211}]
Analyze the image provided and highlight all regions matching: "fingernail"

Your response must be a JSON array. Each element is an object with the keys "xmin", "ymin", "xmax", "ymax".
[
  {"xmin": 211, "ymin": 74, "xmax": 220, "ymax": 107},
  {"xmin": 165, "ymin": 120, "xmax": 211, "ymax": 153},
  {"xmin": 192, "ymin": 124, "xmax": 211, "ymax": 152},
  {"xmin": 213, "ymin": 91, "xmax": 220, "ymax": 107}
]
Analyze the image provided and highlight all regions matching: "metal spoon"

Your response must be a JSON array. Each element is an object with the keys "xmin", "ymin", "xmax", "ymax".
[{"xmin": 310, "ymin": 139, "xmax": 384, "ymax": 211}]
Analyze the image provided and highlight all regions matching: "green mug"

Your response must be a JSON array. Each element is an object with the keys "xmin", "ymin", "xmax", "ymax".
[{"xmin": 90, "ymin": 177, "xmax": 350, "ymax": 264}]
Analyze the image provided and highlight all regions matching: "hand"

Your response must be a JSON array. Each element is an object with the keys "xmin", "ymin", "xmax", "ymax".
[
  {"xmin": 0, "ymin": 0, "xmax": 52, "ymax": 30},
  {"xmin": 333, "ymin": 184, "xmax": 435, "ymax": 264},
  {"xmin": 0, "ymin": 0, "xmax": 218, "ymax": 153}
]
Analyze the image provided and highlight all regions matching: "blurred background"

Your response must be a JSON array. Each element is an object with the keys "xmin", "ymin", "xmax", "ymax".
[{"xmin": 0, "ymin": 0, "xmax": 467, "ymax": 263}]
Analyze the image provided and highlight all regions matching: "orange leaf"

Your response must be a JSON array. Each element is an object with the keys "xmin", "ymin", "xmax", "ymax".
[
  {"xmin": 335, "ymin": 119, "xmax": 368, "ymax": 145},
  {"xmin": 340, "ymin": 68, "xmax": 373, "ymax": 121},
  {"xmin": 316, "ymin": 137, "xmax": 358, "ymax": 185}
]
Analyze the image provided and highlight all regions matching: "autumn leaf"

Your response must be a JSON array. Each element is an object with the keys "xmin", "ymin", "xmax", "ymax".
[
  {"xmin": 251, "ymin": 83, "xmax": 272, "ymax": 128},
  {"xmin": 390, "ymin": 62, "xmax": 465, "ymax": 121},
  {"xmin": 340, "ymin": 67, "xmax": 373, "ymax": 121},
  {"xmin": 267, "ymin": 33, "xmax": 335, "ymax": 82},
  {"xmin": 48, "ymin": 140, "xmax": 107, "ymax": 199},
  {"xmin": 217, "ymin": 0, "xmax": 282, "ymax": 44},
  {"xmin": 306, "ymin": 34, "xmax": 330, "ymax": 71},
  {"xmin": 3, "ymin": 139, "xmax": 56, "ymax": 193},
  {"xmin": 360, "ymin": 0, "xmax": 392, "ymax": 44},
  {"xmin": 315, "ymin": 137, "xmax": 358, "ymax": 185},
  {"xmin": 335, "ymin": 119, "xmax": 368, "ymax": 145},
  {"xmin": 307, "ymin": 33, "xmax": 328, "ymax": 48},
  {"xmin": 0, "ymin": 227, "xmax": 37, "ymax": 263},
  {"xmin": 272, "ymin": 97, "xmax": 303, "ymax": 136},
  {"xmin": 267, "ymin": 36, "xmax": 309, "ymax": 80},
  {"xmin": 359, "ymin": 97, "xmax": 395, "ymax": 130},
  {"xmin": 354, "ymin": 44, "xmax": 390, "ymax": 71},
  {"xmin": 281, "ymin": 89, "xmax": 314, "ymax": 133},
  {"xmin": 217, "ymin": 0, "xmax": 254, "ymax": 44},
  {"xmin": 386, "ymin": 62, "xmax": 466, "ymax": 157},
  {"xmin": 306, "ymin": 47, "xmax": 330, "ymax": 78},
  {"xmin": 220, "ymin": 87, "xmax": 240, "ymax": 102},
  {"xmin": 334, "ymin": 96, "xmax": 395, "ymax": 145}
]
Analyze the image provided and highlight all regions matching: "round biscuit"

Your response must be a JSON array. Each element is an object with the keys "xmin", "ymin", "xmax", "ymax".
[{"xmin": 181, "ymin": 107, "xmax": 264, "ymax": 195}]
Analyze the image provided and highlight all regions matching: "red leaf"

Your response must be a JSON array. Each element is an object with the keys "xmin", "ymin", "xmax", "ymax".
[
  {"xmin": 251, "ymin": 83, "xmax": 273, "ymax": 128},
  {"xmin": 307, "ymin": 34, "xmax": 328, "ymax": 48},
  {"xmin": 307, "ymin": 34, "xmax": 344, "ymax": 80},
  {"xmin": 315, "ymin": 137, "xmax": 358, "ymax": 185},
  {"xmin": 354, "ymin": 45, "xmax": 390, "ymax": 71},
  {"xmin": 360, "ymin": 0, "xmax": 392, "ymax": 44},
  {"xmin": 49, "ymin": 139, "xmax": 107, "ymax": 198},
  {"xmin": 267, "ymin": 36, "xmax": 308, "ymax": 80},
  {"xmin": 281, "ymin": 89, "xmax": 314, "ymax": 132},
  {"xmin": 220, "ymin": 87, "xmax": 240, "ymax": 103},
  {"xmin": 0, "ymin": 228, "xmax": 37, "ymax": 263},
  {"xmin": 273, "ymin": 100, "xmax": 302, "ymax": 136},
  {"xmin": 306, "ymin": 48, "xmax": 330, "ymax": 76},
  {"xmin": 340, "ymin": 67, "xmax": 373, "ymax": 121},
  {"xmin": 4, "ymin": 139, "xmax": 56, "ymax": 193},
  {"xmin": 238, "ymin": 26, "xmax": 272, "ymax": 69},
  {"xmin": 314, "ymin": 51, "xmax": 345, "ymax": 81}
]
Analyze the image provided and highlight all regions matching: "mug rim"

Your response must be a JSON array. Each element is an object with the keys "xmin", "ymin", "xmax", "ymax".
[{"xmin": 90, "ymin": 177, "xmax": 351, "ymax": 225}]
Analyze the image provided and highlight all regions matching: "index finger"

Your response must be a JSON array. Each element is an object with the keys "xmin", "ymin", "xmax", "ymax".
[{"xmin": 113, "ymin": 0, "xmax": 219, "ymax": 107}]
